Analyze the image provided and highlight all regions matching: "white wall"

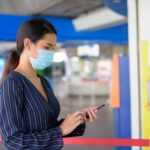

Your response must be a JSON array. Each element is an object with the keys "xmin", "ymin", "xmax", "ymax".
[
  {"xmin": 128, "ymin": 0, "xmax": 150, "ymax": 150},
  {"xmin": 127, "ymin": 0, "xmax": 141, "ymax": 150}
]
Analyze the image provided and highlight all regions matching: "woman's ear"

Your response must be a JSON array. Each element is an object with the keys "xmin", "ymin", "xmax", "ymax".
[
  {"xmin": 24, "ymin": 38, "xmax": 38, "ymax": 58},
  {"xmin": 24, "ymin": 38, "xmax": 32, "ymax": 51}
]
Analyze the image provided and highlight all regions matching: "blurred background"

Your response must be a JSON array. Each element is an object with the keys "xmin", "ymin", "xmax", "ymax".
[{"xmin": 0, "ymin": 0, "xmax": 150, "ymax": 150}]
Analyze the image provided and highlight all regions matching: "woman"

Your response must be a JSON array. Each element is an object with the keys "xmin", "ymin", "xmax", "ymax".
[{"xmin": 0, "ymin": 18, "xmax": 99, "ymax": 150}]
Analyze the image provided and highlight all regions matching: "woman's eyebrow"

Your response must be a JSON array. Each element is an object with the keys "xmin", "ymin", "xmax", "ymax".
[{"xmin": 46, "ymin": 42, "xmax": 56, "ymax": 47}]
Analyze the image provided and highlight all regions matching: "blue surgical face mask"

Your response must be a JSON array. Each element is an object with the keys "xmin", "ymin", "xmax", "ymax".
[{"xmin": 29, "ymin": 49, "xmax": 54, "ymax": 70}]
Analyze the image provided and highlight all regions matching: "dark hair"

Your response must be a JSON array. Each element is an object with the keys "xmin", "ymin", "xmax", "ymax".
[{"xmin": 1, "ymin": 18, "xmax": 57, "ymax": 81}]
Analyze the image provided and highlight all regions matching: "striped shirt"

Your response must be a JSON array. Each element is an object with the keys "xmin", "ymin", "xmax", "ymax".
[{"xmin": 0, "ymin": 71, "xmax": 86, "ymax": 150}]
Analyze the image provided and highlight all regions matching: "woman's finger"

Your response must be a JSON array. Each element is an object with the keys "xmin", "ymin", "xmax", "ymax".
[
  {"xmin": 90, "ymin": 109, "xmax": 97, "ymax": 120},
  {"xmin": 80, "ymin": 111, "xmax": 88, "ymax": 122},
  {"xmin": 72, "ymin": 110, "xmax": 81, "ymax": 118},
  {"xmin": 87, "ymin": 111, "xmax": 94, "ymax": 122},
  {"xmin": 74, "ymin": 118, "xmax": 85, "ymax": 127}
]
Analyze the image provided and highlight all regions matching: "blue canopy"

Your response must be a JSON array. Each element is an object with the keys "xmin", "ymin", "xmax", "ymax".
[{"xmin": 0, "ymin": 14, "xmax": 128, "ymax": 44}]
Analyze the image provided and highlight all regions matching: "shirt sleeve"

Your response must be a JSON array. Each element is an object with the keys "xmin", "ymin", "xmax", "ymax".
[
  {"xmin": 56, "ymin": 118, "xmax": 86, "ymax": 137},
  {"xmin": 0, "ymin": 77, "xmax": 64, "ymax": 150}
]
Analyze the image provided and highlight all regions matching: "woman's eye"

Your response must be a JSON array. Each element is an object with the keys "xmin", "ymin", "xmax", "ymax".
[{"xmin": 44, "ymin": 47, "xmax": 49, "ymax": 50}]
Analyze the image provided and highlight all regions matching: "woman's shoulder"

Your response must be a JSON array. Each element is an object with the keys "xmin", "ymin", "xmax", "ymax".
[{"xmin": 1, "ymin": 71, "xmax": 22, "ymax": 88}]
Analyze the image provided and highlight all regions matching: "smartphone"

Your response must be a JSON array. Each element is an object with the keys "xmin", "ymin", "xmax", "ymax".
[
  {"xmin": 97, "ymin": 104, "xmax": 106, "ymax": 110},
  {"xmin": 85, "ymin": 103, "xmax": 106, "ymax": 119}
]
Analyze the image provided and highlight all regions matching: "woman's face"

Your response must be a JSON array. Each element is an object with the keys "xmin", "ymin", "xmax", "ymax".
[{"xmin": 25, "ymin": 33, "xmax": 57, "ymax": 58}]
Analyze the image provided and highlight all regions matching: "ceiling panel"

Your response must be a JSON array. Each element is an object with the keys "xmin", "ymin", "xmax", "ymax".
[
  {"xmin": 0, "ymin": 0, "xmax": 64, "ymax": 15},
  {"xmin": 0, "ymin": 0, "xmax": 104, "ymax": 18},
  {"xmin": 41, "ymin": 0, "xmax": 104, "ymax": 18}
]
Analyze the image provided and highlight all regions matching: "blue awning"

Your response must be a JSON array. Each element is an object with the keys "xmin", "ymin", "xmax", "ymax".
[{"xmin": 0, "ymin": 14, "xmax": 128, "ymax": 44}]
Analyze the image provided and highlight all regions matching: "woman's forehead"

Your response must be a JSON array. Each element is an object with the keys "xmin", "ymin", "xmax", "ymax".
[
  {"xmin": 39, "ymin": 33, "xmax": 57, "ymax": 45},
  {"xmin": 43, "ymin": 33, "xmax": 56, "ymax": 41}
]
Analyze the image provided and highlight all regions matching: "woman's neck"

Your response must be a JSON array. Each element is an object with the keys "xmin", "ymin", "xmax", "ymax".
[{"xmin": 14, "ymin": 52, "xmax": 38, "ymax": 78}]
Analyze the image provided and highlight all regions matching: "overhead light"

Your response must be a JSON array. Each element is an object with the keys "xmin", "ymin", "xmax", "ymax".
[
  {"xmin": 77, "ymin": 44, "xmax": 100, "ymax": 57},
  {"xmin": 73, "ymin": 6, "xmax": 127, "ymax": 31}
]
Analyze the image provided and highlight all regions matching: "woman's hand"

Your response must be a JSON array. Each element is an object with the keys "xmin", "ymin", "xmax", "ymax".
[
  {"xmin": 80, "ymin": 106, "xmax": 99, "ymax": 123},
  {"xmin": 59, "ymin": 110, "xmax": 85, "ymax": 136}
]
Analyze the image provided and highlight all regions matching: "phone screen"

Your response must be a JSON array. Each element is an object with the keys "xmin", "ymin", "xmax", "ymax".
[{"xmin": 97, "ymin": 104, "xmax": 106, "ymax": 110}]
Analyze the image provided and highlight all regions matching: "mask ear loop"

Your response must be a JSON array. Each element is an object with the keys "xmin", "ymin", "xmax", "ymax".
[{"xmin": 28, "ymin": 43, "xmax": 36, "ymax": 58}]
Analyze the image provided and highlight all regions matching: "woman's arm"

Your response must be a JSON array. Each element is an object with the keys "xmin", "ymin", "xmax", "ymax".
[{"xmin": 0, "ymin": 77, "xmax": 64, "ymax": 150}]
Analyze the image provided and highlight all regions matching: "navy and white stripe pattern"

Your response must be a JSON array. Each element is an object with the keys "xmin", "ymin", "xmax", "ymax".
[{"xmin": 0, "ymin": 71, "xmax": 86, "ymax": 150}]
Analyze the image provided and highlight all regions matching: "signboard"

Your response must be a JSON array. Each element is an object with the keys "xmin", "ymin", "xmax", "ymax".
[{"xmin": 141, "ymin": 41, "xmax": 150, "ymax": 150}]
